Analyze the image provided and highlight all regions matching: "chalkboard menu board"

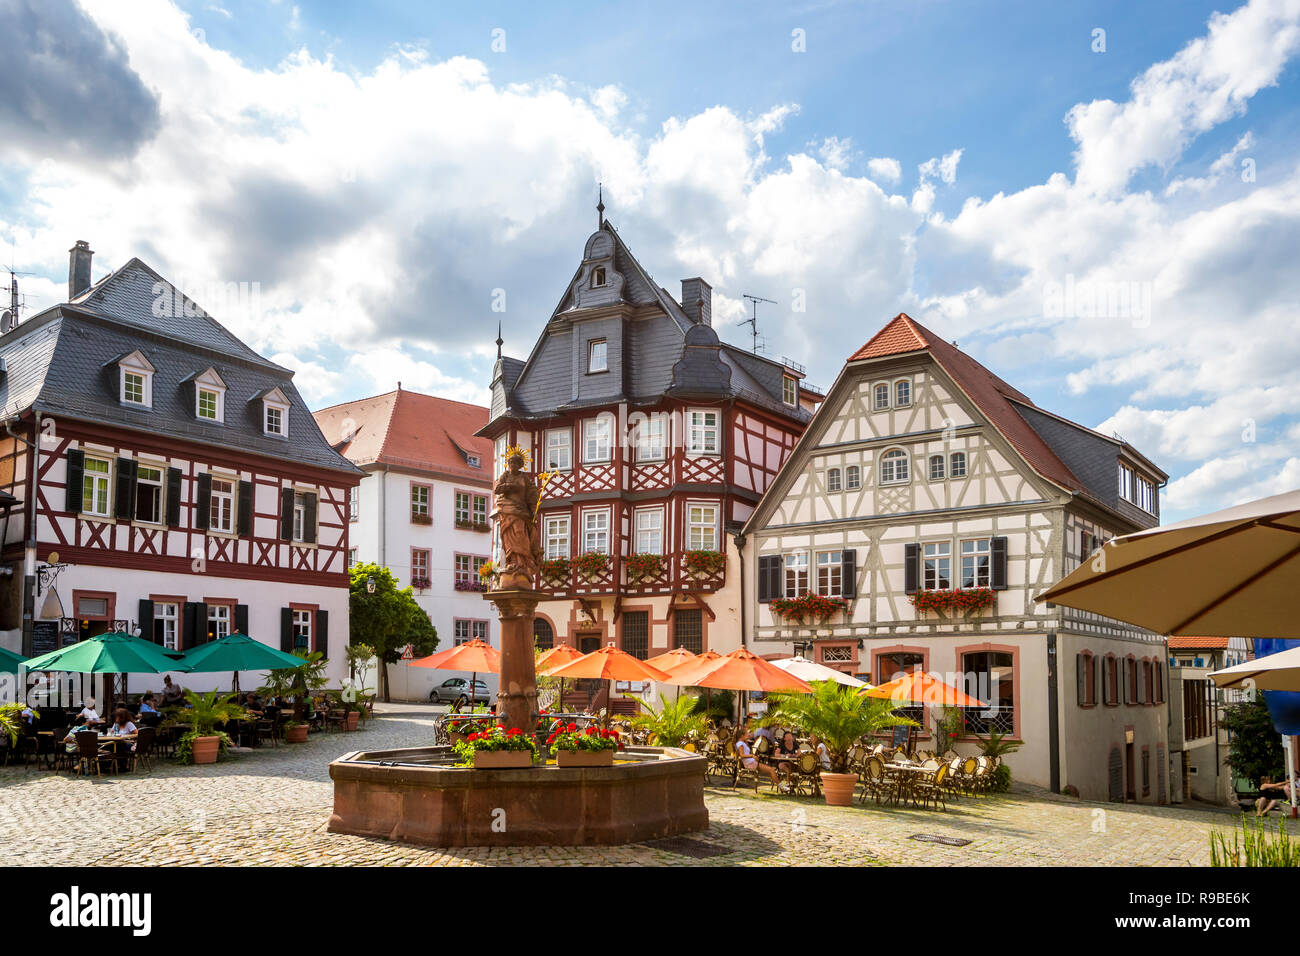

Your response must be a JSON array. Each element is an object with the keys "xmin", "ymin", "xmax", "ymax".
[
  {"xmin": 31, "ymin": 621, "xmax": 59, "ymax": 657},
  {"xmin": 891, "ymin": 724, "xmax": 914, "ymax": 749}
]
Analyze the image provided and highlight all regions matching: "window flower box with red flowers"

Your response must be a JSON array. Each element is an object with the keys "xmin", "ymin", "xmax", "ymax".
[
  {"xmin": 683, "ymin": 549, "xmax": 726, "ymax": 576},
  {"xmin": 573, "ymin": 551, "xmax": 611, "ymax": 580},
  {"xmin": 547, "ymin": 723, "xmax": 621, "ymax": 766},
  {"xmin": 539, "ymin": 557, "xmax": 570, "ymax": 586},
  {"xmin": 455, "ymin": 519, "xmax": 491, "ymax": 533},
  {"xmin": 770, "ymin": 593, "xmax": 849, "ymax": 624},
  {"xmin": 411, "ymin": 513, "xmax": 432, "ymax": 526},
  {"xmin": 625, "ymin": 552, "xmax": 665, "ymax": 580},
  {"xmin": 454, "ymin": 579, "xmax": 487, "ymax": 592},
  {"xmin": 411, "ymin": 576, "xmax": 431, "ymax": 590},
  {"xmin": 453, "ymin": 724, "xmax": 538, "ymax": 768},
  {"xmin": 909, "ymin": 588, "xmax": 996, "ymax": 614}
]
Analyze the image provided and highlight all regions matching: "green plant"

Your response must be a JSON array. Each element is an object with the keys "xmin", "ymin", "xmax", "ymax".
[
  {"xmin": 181, "ymin": 689, "xmax": 247, "ymax": 736},
  {"xmin": 350, "ymin": 562, "xmax": 439, "ymax": 702},
  {"xmin": 934, "ymin": 706, "xmax": 965, "ymax": 753},
  {"xmin": 573, "ymin": 551, "xmax": 610, "ymax": 578},
  {"xmin": 345, "ymin": 642, "xmax": 375, "ymax": 682},
  {"xmin": 624, "ymin": 694, "xmax": 709, "ymax": 747},
  {"xmin": 1210, "ymin": 815, "xmax": 1299, "ymax": 867},
  {"xmin": 452, "ymin": 725, "xmax": 538, "ymax": 765},
  {"xmin": 547, "ymin": 723, "xmax": 620, "ymax": 753},
  {"xmin": 975, "ymin": 730, "xmax": 1023, "ymax": 759},
  {"xmin": 909, "ymin": 588, "xmax": 996, "ymax": 612},
  {"xmin": 176, "ymin": 728, "xmax": 235, "ymax": 764},
  {"xmin": 1222, "ymin": 697, "xmax": 1286, "ymax": 786},
  {"xmin": 539, "ymin": 557, "xmax": 570, "ymax": 580},
  {"xmin": 759, "ymin": 681, "xmax": 918, "ymax": 774},
  {"xmin": 625, "ymin": 552, "xmax": 665, "ymax": 579},
  {"xmin": 990, "ymin": 763, "xmax": 1012, "ymax": 792},
  {"xmin": 683, "ymin": 549, "xmax": 725, "ymax": 575},
  {"xmin": 770, "ymin": 593, "xmax": 849, "ymax": 621},
  {"xmin": 0, "ymin": 703, "xmax": 35, "ymax": 746},
  {"xmin": 689, "ymin": 688, "xmax": 734, "ymax": 722},
  {"xmin": 260, "ymin": 650, "xmax": 329, "ymax": 722}
]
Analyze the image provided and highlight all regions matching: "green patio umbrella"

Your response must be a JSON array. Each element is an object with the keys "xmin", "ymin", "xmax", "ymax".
[
  {"xmin": 0, "ymin": 646, "xmax": 25, "ymax": 673},
  {"xmin": 23, "ymin": 631, "xmax": 188, "ymax": 675},
  {"xmin": 178, "ymin": 632, "xmax": 305, "ymax": 693}
]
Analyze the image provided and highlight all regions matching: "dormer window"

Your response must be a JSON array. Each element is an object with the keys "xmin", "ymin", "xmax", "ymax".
[
  {"xmin": 591, "ymin": 266, "xmax": 606, "ymax": 288},
  {"xmin": 265, "ymin": 405, "xmax": 284, "ymax": 435},
  {"xmin": 782, "ymin": 376, "xmax": 797, "ymax": 406},
  {"xmin": 198, "ymin": 389, "xmax": 220, "ymax": 420},
  {"xmin": 467, "ymin": 455, "xmax": 481, "ymax": 469},
  {"xmin": 261, "ymin": 387, "xmax": 290, "ymax": 438},
  {"xmin": 193, "ymin": 367, "xmax": 227, "ymax": 423},
  {"xmin": 588, "ymin": 339, "xmax": 608, "ymax": 373},
  {"xmin": 117, "ymin": 350, "xmax": 154, "ymax": 408}
]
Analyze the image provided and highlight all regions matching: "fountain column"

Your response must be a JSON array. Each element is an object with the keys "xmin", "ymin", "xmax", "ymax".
[{"xmin": 486, "ymin": 587, "xmax": 539, "ymax": 735}]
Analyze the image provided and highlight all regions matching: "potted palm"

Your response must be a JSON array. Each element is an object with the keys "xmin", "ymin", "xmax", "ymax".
[
  {"xmin": 760, "ymin": 681, "xmax": 918, "ymax": 806},
  {"xmin": 176, "ymin": 690, "xmax": 247, "ymax": 764},
  {"xmin": 625, "ymin": 693, "xmax": 709, "ymax": 747},
  {"xmin": 261, "ymin": 650, "xmax": 329, "ymax": 740}
]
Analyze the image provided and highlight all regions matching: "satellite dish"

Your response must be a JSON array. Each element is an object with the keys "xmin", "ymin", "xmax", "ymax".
[
  {"xmin": 48, "ymin": 551, "xmax": 60, "ymax": 564},
  {"xmin": 1, "ymin": 310, "xmax": 12, "ymax": 330}
]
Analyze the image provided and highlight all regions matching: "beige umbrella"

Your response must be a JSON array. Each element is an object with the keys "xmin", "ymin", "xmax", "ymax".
[
  {"xmin": 1036, "ymin": 488, "xmax": 1300, "ymax": 638},
  {"xmin": 1210, "ymin": 646, "xmax": 1300, "ymax": 692}
]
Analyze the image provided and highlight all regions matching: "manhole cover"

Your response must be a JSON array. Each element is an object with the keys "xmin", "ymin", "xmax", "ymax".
[
  {"xmin": 909, "ymin": 833, "xmax": 971, "ymax": 847},
  {"xmin": 646, "ymin": 837, "xmax": 732, "ymax": 858}
]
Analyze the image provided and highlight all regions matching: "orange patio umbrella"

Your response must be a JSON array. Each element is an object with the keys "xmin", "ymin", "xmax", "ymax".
[
  {"xmin": 665, "ymin": 647, "xmax": 812, "ymax": 693},
  {"xmin": 546, "ymin": 643, "xmax": 671, "ymax": 726},
  {"xmin": 409, "ymin": 639, "xmax": 500, "ymax": 711},
  {"xmin": 644, "ymin": 647, "xmax": 698, "ymax": 672},
  {"xmin": 536, "ymin": 644, "xmax": 585, "ymax": 713},
  {"xmin": 862, "ymin": 671, "xmax": 985, "ymax": 707}
]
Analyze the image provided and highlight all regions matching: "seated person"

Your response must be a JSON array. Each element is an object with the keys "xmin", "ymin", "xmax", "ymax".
[
  {"xmin": 1256, "ymin": 776, "xmax": 1294, "ymax": 816},
  {"xmin": 63, "ymin": 716, "xmax": 90, "ymax": 753},
  {"xmin": 735, "ymin": 731, "xmax": 781, "ymax": 787},
  {"xmin": 810, "ymin": 733, "xmax": 832, "ymax": 771},
  {"xmin": 160, "ymin": 675, "xmax": 185, "ymax": 706},
  {"xmin": 775, "ymin": 729, "xmax": 802, "ymax": 773},
  {"xmin": 107, "ymin": 707, "xmax": 137, "ymax": 737},
  {"xmin": 241, "ymin": 693, "xmax": 264, "ymax": 718},
  {"xmin": 136, "ymin": 694, "xmax": 161, "ymax": 722},
  {"xmin": 77, "ymin": 698, "xmax": 103, "ymax": 727}
]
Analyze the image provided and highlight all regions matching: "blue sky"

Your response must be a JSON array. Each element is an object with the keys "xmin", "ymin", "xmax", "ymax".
[{"xmin": 3, "ymin": 0, "xmax": 1300, "ymax": 521}]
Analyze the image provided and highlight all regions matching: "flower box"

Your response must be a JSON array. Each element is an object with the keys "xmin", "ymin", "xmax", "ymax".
[
  {"xmin": 454, "ymin": 580, "xmax": 487, "ymax": 592},
  {"xmin": 456, "ymin": 519, "xmax": 491, "ymax": 533},
  {"xmin": 683, "ymin": 549, "xmax": 725, "ymax": 576},
  {"xmin": 573, "ymin": 551, "xmax": 611, "ymax": 579},
  {"xmin": 540, "ymin": 558, "xmax": 570, "ymax": 582},
  {"xmin": 625, "ymin": 552, "xmax": 664, "ymax": 580},
  {"xmin": 411, "ymin": 513, "xmax": 432, "ymax": 525},
  {"xmin": 411, "ymin": 576, "xmax": 431, "ymax": 590},
  {"xmin": 473, "ymin": 750, "xmax": 534, "ymax": 769},
  {"xmin": 909, "ymin": 588, "xmax": 996, "ymax": 613},
  {"xmin": 556, "ymin": 749, "xmax": 614, "ymax": 767},
  {"xmin": 770, "ymin": 593, "xmax": 849, "ymax": 623}
]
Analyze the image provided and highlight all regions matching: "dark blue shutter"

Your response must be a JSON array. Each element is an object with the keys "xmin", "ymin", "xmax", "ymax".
[
  {"xmin": 65, "ymin": 449, "xmax": 85, "ymax": 513},
  {"xmin": 194, "ymin": 473, "xmax": 212, "ymax": 531},
  {"xmin": 904, "ymin": 543, "xmax": 919, "ymax": 594},
  {"xmin": 280, "ymin": 607, "xmax": 294, "ymax": 653},
  {"xmin": 841, "ymin": 549, "xmax": 857, "ymax": 599},
  {"xmin": 316, "ymin": 610, "xmax": 328, "ymax": 659},
  {"xmin": 165, "ymin": 468, "xmax": 183, "ymax": 526},
  {"xmin": 991, "ymin": 536, "xmax": 1008, "ymax": 590},
  {"xmin": 237, "ymin": 480, "xmax": 253, "ymax": 536}
]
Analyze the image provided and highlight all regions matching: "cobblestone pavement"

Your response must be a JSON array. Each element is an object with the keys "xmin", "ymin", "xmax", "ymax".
[{"xmin": 0, "ymin": 703, "xmax": 1268, "ymax": 866}]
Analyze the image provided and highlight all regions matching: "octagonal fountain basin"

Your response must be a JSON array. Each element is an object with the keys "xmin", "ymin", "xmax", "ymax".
[{"xmin": 327, "ymin": 745, "xmax": 708, "ymax": 847}]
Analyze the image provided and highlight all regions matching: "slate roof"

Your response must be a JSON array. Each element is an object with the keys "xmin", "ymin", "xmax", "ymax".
[
  {"xmin": 0, "ymin": 259, "xmax": 360, "ymax": 476},
  {"xmin": 313, "ymin": 388, "xmax": 491, "ymax": 484}
]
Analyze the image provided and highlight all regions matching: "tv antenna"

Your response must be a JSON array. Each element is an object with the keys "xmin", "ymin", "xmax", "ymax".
[
  {"xmin": 2, "ymin": 242, "xmax": 36, "ymax": 333},
  {"xmin": 738, "ymin": 294, "xmax": 776, "ymax": 354}
]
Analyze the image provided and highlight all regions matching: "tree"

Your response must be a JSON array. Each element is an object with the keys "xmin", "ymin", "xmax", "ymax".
[
  {"xmin": 349, "ymin": 562, "xmax": 439, "ymax": 702},
  {"xmin": 1222, "ymin": 696, "xmax": 1286, "ymax": 786}
]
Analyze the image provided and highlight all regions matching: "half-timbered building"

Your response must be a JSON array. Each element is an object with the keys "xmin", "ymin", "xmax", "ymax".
[
  {"xmin": 480, "ymin": 215, "xmax": 818, "ymax": 700},
  {"xmin": 743, "ymin": 313, "xmax": 1171, "ymax": 802},
  {"xmin": 0, "ymin": 242, "xmax": 360, "ymax": 694}
]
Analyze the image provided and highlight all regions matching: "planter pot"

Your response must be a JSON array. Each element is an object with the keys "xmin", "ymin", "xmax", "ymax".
[
  {"xmin": 345, "ymin": 712, "xmax": 360, "ymax": 731},
  {"xmin": 285, "ymin": 724, "xmax": 309, "ymax": 744},
  {"xmin": 556, "ymin": 749, "xmax": 615, "ymax": 767},
  {"xmin": 821, "ymin": 771, "xmax": 858, "ymax": 807},
  {"xmin": 191, "ymin": 735, "xmax": 220, "ymax": 765},
  {"xmin": 473, "ymin": 749, "xmax": 534, "ymax": 769}
]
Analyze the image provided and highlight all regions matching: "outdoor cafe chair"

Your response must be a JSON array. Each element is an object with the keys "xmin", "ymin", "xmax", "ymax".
[
  {"xmin": 858, "ymin": 756, "xmax": 894, "ymax": 806},
  {"xmin": 131, "ymin": 726, "xmax": 157, "ymax": 773},
  {"xmin": 913, "ymin": 763, "xmax": 950, "ymax": 811},
  {"xmin": 791, "ymin": 751, "xmax": 822, "ymax": 797},
  {"xmin": 73, "ymin": 731, "xmax": 112, "ymax": 777},
  {"xmin": 731, "ymin": 743, "xmax": 761, "ymax": 793}
]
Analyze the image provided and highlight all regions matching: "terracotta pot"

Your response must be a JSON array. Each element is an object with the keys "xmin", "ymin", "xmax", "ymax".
[
  {"xmin": 473, "ymin": 749, "xmax": 533, "ymax": 769},
  {"xmin": 285, "ymin": 724, "xmax": 309, "ymax": 744},
  {"xmin": 556, "ymin": 749, "xmax": 615, "ymax": 767},
  {"xmin": 821, "ymin": 771, "xmax": 858, "ymax": 807},
  {"xmin": 345, "ymin": 711, "xmax": 360, "ymax": 731},
  {"xmin": 191, "ymin": 735, "xmax": 220, "ymax": 765}
]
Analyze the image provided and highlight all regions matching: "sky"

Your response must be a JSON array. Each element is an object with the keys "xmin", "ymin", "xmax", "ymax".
[{"xmin": 1, "ymin": 0, "xmax": 1299, "ymax": 522}]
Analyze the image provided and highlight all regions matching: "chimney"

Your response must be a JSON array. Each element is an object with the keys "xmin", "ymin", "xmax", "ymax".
[
  {"xmin": 681, "ymin": 277, "xmax": 712, "ymax": 326},
  {"xmin": 68, "ymin": 240, "xmax": 93, "ymax": 301}
]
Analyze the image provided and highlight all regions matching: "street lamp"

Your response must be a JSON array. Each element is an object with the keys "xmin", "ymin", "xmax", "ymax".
[{"xmin": 366, "ymin": 575, "xmax": 376, "ymax": 594}]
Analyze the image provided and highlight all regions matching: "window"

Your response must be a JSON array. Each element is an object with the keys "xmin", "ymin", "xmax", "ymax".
[
  {"xmin": 687, "ymin": 409, "xmax": 720, "ymax": 455},
  {"xmin": 674, "ymin": 608, "xmax": 703, "ymax": 654},
  {"xmin": 895, "ymin": 379, "xmax": 912, "ymax": 407},
  {"xmin": 816, "ymin": 551, "xmax": 842, "ymax": 597},
  {"xmin": 454, "ymin": 554, "xmax": 478, "ymax": 588},
  {"xmin": 292, "ymin": 492, "xmax": 309, "ymax": 542},
  {"xmin": 687, "ymin": 503, "xmax": 718, "ymax": 551},
  {"xmin": 846, "ymin": 466, "xmax": 861, "ymax": 490},
  {"xmin": 1136, "ymin": 476, "xmax": 1156, "ymax": 513},
  {"xmin": 546, "ymin": 429, "xmax": 572, "ymax": 470},
  {"xmin": 622, "ymin": 610, "xmax": 649, "ymax": 660},
  {"xmin": 1153, "ymin": 662, "xmax": 1164, "ymax": 703},
  {"xmin": 197, "ymin": 388, "xmax": 221, "ymax": 421},
  {"xmin": 1126, "ymin": 657, "xmax": 1139, "ymax": 705},
  {"xmin": 1104, "ymin": 655, "xmax": 1119, "ymax": 705},
  {"xmin": 122, "ymin": 371, "xmax": 146, "ymax": 405},
  {"xmin": 494, "ymin": 435, "xmax": 507, "ymax": 476},
  {"xmin": 208, "ymin": 604, "xmax": 231, "ymax": 642},
  {"xmin": 135, "ymin": 465, "xmax": 163, "ymax": 524},
  {"xmin": 349, "ymin": 488, "xmax": 359, "ymax": 521},
  {"xmin": 880, "ymin": 449, "xmax": 909, "ymax": 484},
  {"xmin": 583, "ymin": 417, "xmax": 612, "ymax": 462},
  {"xmin": 928, "ymin": 455, "xmax": 945, "ymax": 481},
  {"xmin": 873, "ymin": 384, "xmax": 890, "ymax": 410},
  {"xmin": 583, "ymin": 509, "xmax": 610, "ymax": 553},
  {"xmin": 533, "ymin": 618, "xmax": 554, "ymax": 650},
  {"xmin": 264, "ymin": 404, "xmax": 285, "ymax": 436},
  {"xmin": 1077, "ymin": 652, "xmax": 1096, "ymax": 706},
  {"xmin": 154, "ymin": 602, "xmax": 179, "ymax": 651},
  {"xmin": 467, "ymin": 455, "xmax": 480, "ymax": 469},
  {"xmin": 784, "ymin": 552, "xmax": 809, "ymax": 597},
  {"xmin": 588, "ymin": 339, "xmax": 608, "ymax": 373},
  {"xmin": 962, "ymin": 651, "xmax": 1015, "ymax": 735},
  {"xmin": 591, "ymin": 266, "xmax": 606, "ymax": 288},
  {"xmin": 827, "ymin": 468, "xmax": 841, "ymax": 492},
  {"xmin": 960, "ymin": 538, "xmax": 991, "ymax": 588},
  {"xmin": 412, "ymin": 549, "xmax": 430, "ymax": 585},
  {"xmin": 782, "ymin": 376, "xmax": 797, "ymax": 406},
  {"xmin": 1142, "ymin": 659, "xmax": 1154, "ymax": 705},
  {"xmin": 544, "ymin": 514, "xmax": 570, "ymax": 559},
  {"xmin": 635, "ymin": 508, "xmax": 663, "ymax": 555},
  {"xmin": 292, "ymin": 609, "xmax": 313, "ymax": 651},
  {"xmin": 209, "ymin": 478, "xmax": 235, "ymax": 533},
  {"xmin": 453, "ymin": 619, "xmax": 489, "ymax": 645},
  {"xmin": 455, "ymin": 492, "xmax": 473, "ymax": 525},
  {"xmin": 923, "ymin": 541, "xmax": 951, "ymax": 590},
  {"xmin": 411, "ymin": 484, "xmax": 430, "ymax": 521},
  {"xmin": 1118, "ymin": 463, "xmax": 1134, "ymax": 502},
  {"xmin": 82, "ymin": 457, "xmax": 111, "ymax": 517},
  {"xmin": 348, "ymin": 548, "xmax": 358, "ymax": 568},
  {"xmin": 635, "ymin": 414, "xmax": 666, "ymax": 461},
  {"xmin": 118, "ymin": 354, "xmax": 154, "ymax": 408},
  {"xmin": 877, "ymin": 652, "xmax": 925, "ymax": 727},
  {"xmin": 950, "ymin": 452, "xmax": 967, "ymax": 478}
]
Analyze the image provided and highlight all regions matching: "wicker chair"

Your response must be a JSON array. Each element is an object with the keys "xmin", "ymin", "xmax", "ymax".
[
  {"xmin": 73, "ymin": 731, "xmax": 112, "ymax": 776},
  {"xmin": 791, "ymin": 751, "xmax": 822, "ymax": 797},
  {"xmin": 731, "ymin": 742, "xmax": 760, "ymax": 792},
  {"xmin": 858, "ymin": 755, "xmax": 893, "ymax": 806},
  {"xmin": 913, "ymin": 763, "xmax": 950, "ymax": 811},
  {"xmin": 131, "ymin": 726, "xmax": 157, "ymax": 773}
]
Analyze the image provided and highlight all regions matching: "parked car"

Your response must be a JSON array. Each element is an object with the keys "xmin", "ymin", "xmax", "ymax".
[{"xmin": 429, "ymin": 677, "xmax": 491, "ymax": 705}]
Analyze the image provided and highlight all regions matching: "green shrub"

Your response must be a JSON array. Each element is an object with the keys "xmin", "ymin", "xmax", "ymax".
[{"xmin": 1210, "ymin": 815, "xmax": 1299, "ymax": 867}]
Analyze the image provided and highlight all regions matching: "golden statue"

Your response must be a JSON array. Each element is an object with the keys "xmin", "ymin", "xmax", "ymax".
[{"xmin": 493, "ymin": 447, "xmax": 542, "ymax": 590}]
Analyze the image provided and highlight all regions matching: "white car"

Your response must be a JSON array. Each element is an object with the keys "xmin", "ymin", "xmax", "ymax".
[{"xmin": 429, "ymin": 677, "xmax": 491, "ymax": 705}]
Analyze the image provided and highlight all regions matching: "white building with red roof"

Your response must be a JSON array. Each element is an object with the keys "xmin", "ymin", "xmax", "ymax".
[
  {"xmin": 743, "ymin": 313, "xmax": 1174, "ymax": 803},
  {"xmin": 313, "ymin": 386, "xmax": 494, "ymax": 702}
]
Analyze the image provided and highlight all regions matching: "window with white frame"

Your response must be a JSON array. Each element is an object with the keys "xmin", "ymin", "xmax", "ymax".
[
  {"xmin": 960, "ymin": 538, "xmax": 992, "ymax": 588},
  {"xmin": 154, "ymin": 602, "xmax": 179, "ymax": 650},
  {"xmin": 292, "ymin": 609, "xmax": 312, "ymax": 651},
  {"xmin": 544, "ymin": 514, "xmax": 570, "ymax": 559},
  {"xmin": 82, "ymin": 456, "xmax": 112, "ymax": 517},
  {"xmin": 210, "ymin": 478, "xmax": 235, "ymax": 533},
  {"xmin": 135, "ymin": 464, "xmax": 164, "ymax": 523},
  {"xmin": 1136, "ymin": 475, "xmax": 1155, "ymax": 513},
  {"xmin": 784, "ymin": 552, "xmax": 809, "ymax": 597},
  {"xmin": 687, "ymin": 409, "xmax": 719, "ymax": 455},
  {"xmin": 827, "ymin": 468, "xmax": 841, "ymax": 492},
  {"xmin": 816, "ymin": 550, "xmax": 843, "ymax": 597},
  {"xmin": 453, "ymin": 619, "xmax": 489, "ymax": 645},
  {"xmin": 208, "ymin": 604, "xmax": 231, "ymax": 641},
  {"xmin": 880, "ymin": 449, "xmax": 910, "ymax": 484},
  {"xmin": 929, "ymin": 454, "xmax": 945, "ymax": 481},
  {"xmin": 873, "ymin": 384, "xmax": 890, "ymax": 410},
  {"xmin": 950, "ymin": 452, "xmax": 967, "ymax": 478},
  {"xmin": 411, "ymin": 484, "xmax": 430, "ymax": 520},
  {"xmin": 782, "ymin": 376, "xmax": 797, "ymax": 406},
  {"xmin": 349, "ymin": 487, "xmax": 359, "ymax": 521},
  {"xmin": 454, "ymin": 554, "xmax": 478, "ymax": 587},
  {"xmin": 923, "ymin": 541, "xmax": 951, "ymax": 590},
  {"xmin": 588, "ymin": 339, "xmax": 608, "ymax": 373},
  {"xmin": 895, "ymin": 379, "xmax": 912, "ymax": 407},
  {"xmin": 846, "ymin": 465, "xmax": 861, "ymax": 490},
  {"xmin": 348, "ymin": 548, "xmax": 358, "ymax": 568},
  {"xmin": 583, "ymin": 510, "xmax": 610, "ymax": 553},
  {"xmin": 1118, "ymin": 463, "xmax": 1134, "ymax": 502},
  {"xmin": 494, "ymin": 435, "xmax": 507, "ymax": 476},
  {"xmin": 583, "ymin": 417, "xmax": 612, "ymax": 463},
  {"xmin": 122, "ymin": 370, "xmax": 147, "ymax": 406},
  {"xmin": 687, "ymin": 503, "xmax": 718, "ymax": 551},
  {"xmin": 634, "ymin": 508, "xmax": 663, "ymax": 554},
  {"xmin": 292, "ymin": 492, "xmax": 310, "ymax": 542},
  {"xmin": 412, "ymin": 549, "xmax": 430, "ymax": 583},
  {"xmin": 264, "ymin": 403, "xmax": 286, "ymax": 436},
  {"xmin": 197, "ymin": 387, "xmax": 223, "ymax": 422},
  {"xmin": 546, "ymin": 428, "xmax": 572, "ymax": 470},
  {"xmin": 635, "ymin": 414, "xmax": 666, "ymax": 461}
]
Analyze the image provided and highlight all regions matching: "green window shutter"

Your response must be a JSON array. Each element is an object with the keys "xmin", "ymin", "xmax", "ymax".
[
  {"xmin": 841, "ymin": 548, "xmax": 857, "ymax": 599},
  {"xmin": 65, "ymin": 449, "xmax": 85, "ymax": 513}
]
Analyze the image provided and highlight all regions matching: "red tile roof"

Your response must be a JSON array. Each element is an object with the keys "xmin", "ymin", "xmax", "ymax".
[
  {"xmin": 312, "ymin": 387, "xmax": 491, "ymax": 486},
  {"xmin": 849, "ymin": 314, "xmax": 1084, "ymax": 494},
  {"xmin": 1168, "ymin": 636, "xmax": 1230, "ymax": 650}
]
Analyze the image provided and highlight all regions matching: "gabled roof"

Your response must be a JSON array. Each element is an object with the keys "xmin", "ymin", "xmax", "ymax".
[
  {"xmin": 1168, "ymin": 636, "xmax": 1230, "ymax": 650},
  {"xmin": 313, "ymin": 387, "xmax": 491, "ymax": 485},
  {"xmin": 850, "ymin": 313, "xmax": 1084, "ymax": 495}
]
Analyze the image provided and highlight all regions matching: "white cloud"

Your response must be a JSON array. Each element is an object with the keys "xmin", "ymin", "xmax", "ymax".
[
  {"xmin": 816, "ymin": 136, "xmax": 854, "ymax": 171},
  {"xmin": 919, "ymin": 148, "xmax": 963, "ymax": 185},
  {"xmin": 866, "ymin": 156, "xmax": 902, "ymax": 183}
]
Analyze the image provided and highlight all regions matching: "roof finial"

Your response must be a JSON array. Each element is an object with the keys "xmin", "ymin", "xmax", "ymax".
[
  {"xmin": 597, "ymin": 183, "xmax": 605, "ymax": 228},
  {"xmin": 496, "ymin": 320, "xmax": 503, "ymax": 359}
]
